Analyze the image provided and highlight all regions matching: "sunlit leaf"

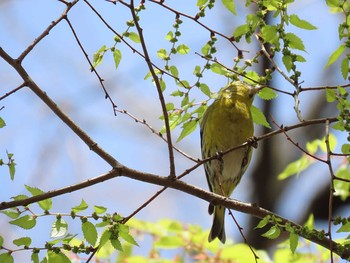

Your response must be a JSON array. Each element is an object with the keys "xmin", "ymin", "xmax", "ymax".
[
  {"xmin": 251, "ymin": 105, "xmax": 270, "ymax": 128},
  {"xmin": 326, "ymin": 44, "xmax": 346, "ymax": 67},
  {"xmin": 289, "ymin": 14, "xmax": 317, "ymax": 30},
  {"xmin": 221, "ymin": 0, "xmax": 236, "ymax": 15}
]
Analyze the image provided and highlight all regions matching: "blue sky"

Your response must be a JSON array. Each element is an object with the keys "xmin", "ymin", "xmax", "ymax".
[{"xmin": 0, "ymin": 0, "xmax": 349, "ymax": 261}]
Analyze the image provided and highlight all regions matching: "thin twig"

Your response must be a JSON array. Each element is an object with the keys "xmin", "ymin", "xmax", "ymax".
[
  {"xmin": 130, "ymin": 0, "xmax": 176, "ymax": 177},
  {"xmin": 17, "ymin": 0, "xmax": 79, "ymax": 62},
  {"xmin": 115, "ymin": 108, "xmax": 197, "ymax": 162},
  {"xmin": 271, "ymin": 119, "xmax": 327, "ymax": 163},
  {"xmin": 325, "ymin": 120, "xmax": 335, "ymax": 263},
  {"xmin": 0, "ymin": 82, "xmax": 26, "ymax": 101},
  {"xmin": 64, "ymin": 16, "xmax": 118, "ymax": 114}
]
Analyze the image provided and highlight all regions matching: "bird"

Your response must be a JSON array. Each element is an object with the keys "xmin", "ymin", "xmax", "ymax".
[{"xmin": 200, "ymin": 81, "xmax": 257, "ymax": 243}]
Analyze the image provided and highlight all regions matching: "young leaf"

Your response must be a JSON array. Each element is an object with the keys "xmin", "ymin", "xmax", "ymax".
[
  {"xmin": 25, "ymin": 185, "xmax": 52, "ymax": 211},
  {"xmin": 233, "ymin": 24, "xmax": 249, "ymax": 38},
  {"xmin": 277, "ymin": 155, "xmax": 311, "ymax": 180},
  {"xmin": 82, "ymin": 221, "xmax": 98, "ymax": 246},
  {"xmin": 13, "ymin": 237, "xmax": 32, "ymax": 247},
  {"xmin": 51, "ymin": 219, "xmax": 68, "ymax": 238},
  {"xmin": 9, "ymin": 215, "xmax": 36, "ymax": 229},
  {"xmin": 199, "ymin": 83, "xmax": 211, "ymax": 97},
  {"xmin": 92, "ymin": 45, "xmax": 107, "ymax": 68},
  {"xmin": 157, "ymin": 48, "xmax": 167, "ymax": 59},
  {"xmin": 31, "ymin": 253, "xmax": 39, "ymax": 263},
  {"xmin": 1, "ymin": 209, "xmax": 20, "ymax": 219},
  {"xmin": 72, "ymin": 199, "xmax": 88, "ymax": 213},
  {"xmin": 110, "ymin": 238, "xmax": 123, "ymax": 251},
  {"xmin": 282, "ymin": 55, "xmax": 293, "ymax": 72},
  {"xmin": 47, "ymin": 251, "xmax": 71, "ymax": 263},
  {"xmin": 325, "ymin": 88, "xmax": 336, "ymax": 102},
  {"xmin": 0, "ymin": 253, "xmax": 13, "ymax": 263},
  {"xmin": 177, "ymin": 44, "xmax": 190, "ymax": 54},
  {"xmin": 94, "ymin": 205, "xmax": 107, "ymax": 214},
  {"xmin": 0, "ymin": 117, "xmax": 6, "ymax": 128},
  {"xmin": 341, "ymin": 57, "xmax": 348, "ymax": 80},
  {"xmin": 251, "ymin": 105, "xmax": 271, "ymax": 128},
  {"xmin": 169, "ymin": 65, "xmax": 179, "ymax": 78},
  {"xmin": 258, "ymin": 87, "xmax": 278, "ymax": 100},
  {"xmin": 197, "ymin": 0, "xmax": 208, "ymax": 6},
  {"xmin": 262, "ymin": 225, "xmax": 281, "ymax": 239},
  {"xmin": 289, "ymin": 14, "xmax": 317, "ymax": 30},
  {"xmin": 326, "ymin": 44, "xmax": 346, "ymax": 67},
  {"xmin": 285, "ymin": 33, "xmax": 306, "ymax": 51},
  {"xmin": 211, "ymin": 63, "xmax": 228, "ymax": 75},
  {"xmin": 127, "ymin": 32, "xmax": 141, "ymax": 43},
  {"xmin": 0, "ymin": 235, "xmax": 3, "ymax": 247},
  {"xmin": 119, "ymin": 230, "xmax": 139, "ymax": 246},
  {"xmin": 289, "ymin": 231, "xmax": 299, "ymax": 253},
  {"xmin": 255, "ymin": 215, "xmax": 271, "ymax": 229},
  {"xmin": 222, "ymin": 0, "xmax": 236, "ymax": 15},
  {"xmin": 177, "ymin": 119, "xmax": 198, "ymax": 142},
  {"xmin": 113, "ymin": 49, "xmax": 122, "ymax": 70}
]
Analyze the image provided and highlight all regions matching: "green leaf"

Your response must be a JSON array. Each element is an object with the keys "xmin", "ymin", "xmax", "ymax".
[
  {"xmin": 0, "ymin": 117, "xmax": 6, "ymax": 128},
  {"xmin": 177, "ymin": 120, "xmax": 198, "ymax": 142},
  {"xmin": 72, "ymin": 199, "xmax": 88, "ymax": 213},
  {"xmin": 92, "ymin": 45, "xmax": 107, "ymax": 68},
  {"xmin": 341, "ymin": 57, "xmax": 348, "ymax": 80},
  {"xmin": 285, "ymin": 33, "xmax": 306, "ymax": 51},
  {"xmin": 0, "ymin": 253, "xmax": 14, "ymax": 263},
  {"xmin": 244, "ymin": 71, "xmax": 260, "ymax": 84},
  {"xmin": 165, "ymin": 31, "xmax": 173, "ymax": 41},
  {"xmin": 233, "ymin": 24, "xmax": 249, "ymax": 38},
  {"xmin": 222, "ymin": 0, "xmax": 236, "ymax": 15},
  {"xmin": 127, "ymin": 32, "xmax": 141, "ymax": 43},
  {"xmin": 177, "ymin": 44, "xmax": 190, "ymax": 54},
  {"xmin": 51, "ymin": 219, "xmax": 68, "ymax": 238},
  {"xmin": 31, "ymin": 252, "xmax": 39, "ymax": 263},
  {"xmin": 337, "ymin": 222, "xmax": 350, "ymax": 233},
  {"xmin": 82, "ymin": 221, "xmax": 98, "ymax": 246},
  {"xmin": 113, "ymin": 49, "xmax": 122, "ymax": 70},
  {"xmin": 11, "ymin": 194, "xmax": 28, "ymax": 201},
  {"xmin": 261, "ymin": 25, "xmax": 278, "ymax": 44},
  {"xmin": 157, "ymin": 48, "xmax": 167, "ymax": 59},
  {"xmin": 119, "ymin": 230, "xmax": 139, "ymax": 246},
  {"xmin": 342, "ymin": 144, "xmax": 350, "ymax": 155},
  {"xmin": 326, "ymin": 0, "xmax": 340, "ymax": 8},
  {"xmin": 47, "ymin": 251, "xmax": 71, "ymax": 263},
  {"xmin": 289, "ymin": 231, "xmax": 299, "ymax": 253},
  {"xmin": 0, "ymin": 235, "xmax": 3, "ymax": 247},
  {"xmin": 262, "ymin": 225, "xmax": 281, "ymax": 239},
  {"xmin": 98, "ymin": 230, "xmax": 111, "ymax": 253},
  {"xmin": 282, "ymin": 55, "xmax": 293, "ymax": 72},
  {"xmin": 334, "ymin": 165, "xmax": 350, "ymax": 201},
  {"xmin": 25, "ymin": 185, "xmax": 52, "ymax": 211},
  {"xmin": 94, "ymin": 205, "xmax": 107, "ymax": 214},
  {"xmin": 169, "ymin": 65, "xmax": 179, "ymax": 78},
  {"xmin": 13, "ymin": 237, "xmax": 31, "ymax": 247},
  {"xmin": 255, "ymin": 215, "xmax": 271, "ymax": 229},
  {"xmin": 1, "ymin": 209, "xmax": 20, "ymax": 219},
  {"xmin": 110, "ymin": 238, "xmax": 123, "ymax": 251},
  {"xmin": 210, "ymin": 63, "xmax": 228, "ymax": 75},
  {"xmin": 326, "ymin": 88, "xmax": 336, "ymax": 102},
  {"xmin": 10, "ymin": 215, "xmax": 36, "ymax": 229},
  {"xmin": 277, "ymin": 155, "xmax": 311, "ymax": 180},
  {"xmin": 289, "ymin": 14, "xmax": 317, "ymax": 30},
  {"xmin": 258, "ymin": 87, "xmax": 278, "ymax": 100},
  {"xmin": 326, "ymin": 44, "xmax": 346, "ymax": 67},
  {"xmin": 251, "ymin": 105, "xmax": 270, "ymax": 128},
  {"xmin": 201, "ymin": 43, "xmax": 210, "ymax": 55},
  {"xmin": 199, "ymin": 83, "xmax": 211, "ymax": 97},
  {"xmin": 197, "ymin": 0, "xmax": 208, "ymax": 6}
]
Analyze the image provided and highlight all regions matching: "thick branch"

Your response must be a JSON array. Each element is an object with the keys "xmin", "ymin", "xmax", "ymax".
[{"xmin": 0, "ymin": 166, "xmax": 349, "ymax": 259}]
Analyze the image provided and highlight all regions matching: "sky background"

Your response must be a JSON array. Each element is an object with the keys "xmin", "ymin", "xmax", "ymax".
[{"xmin": 0, "ymin": 0, "xmax": 349, "ymax": 262}]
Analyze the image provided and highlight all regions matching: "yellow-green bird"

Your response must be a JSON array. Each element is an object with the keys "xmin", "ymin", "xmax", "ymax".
[{"xmin": 200, "ymin": 81, "xmax": 257, "ymax": 243}]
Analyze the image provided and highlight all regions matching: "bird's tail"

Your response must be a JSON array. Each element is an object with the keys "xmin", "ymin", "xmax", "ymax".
[{"xmin": 208, "ymin": 205, "xmax": 226, "ymax": 243}]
